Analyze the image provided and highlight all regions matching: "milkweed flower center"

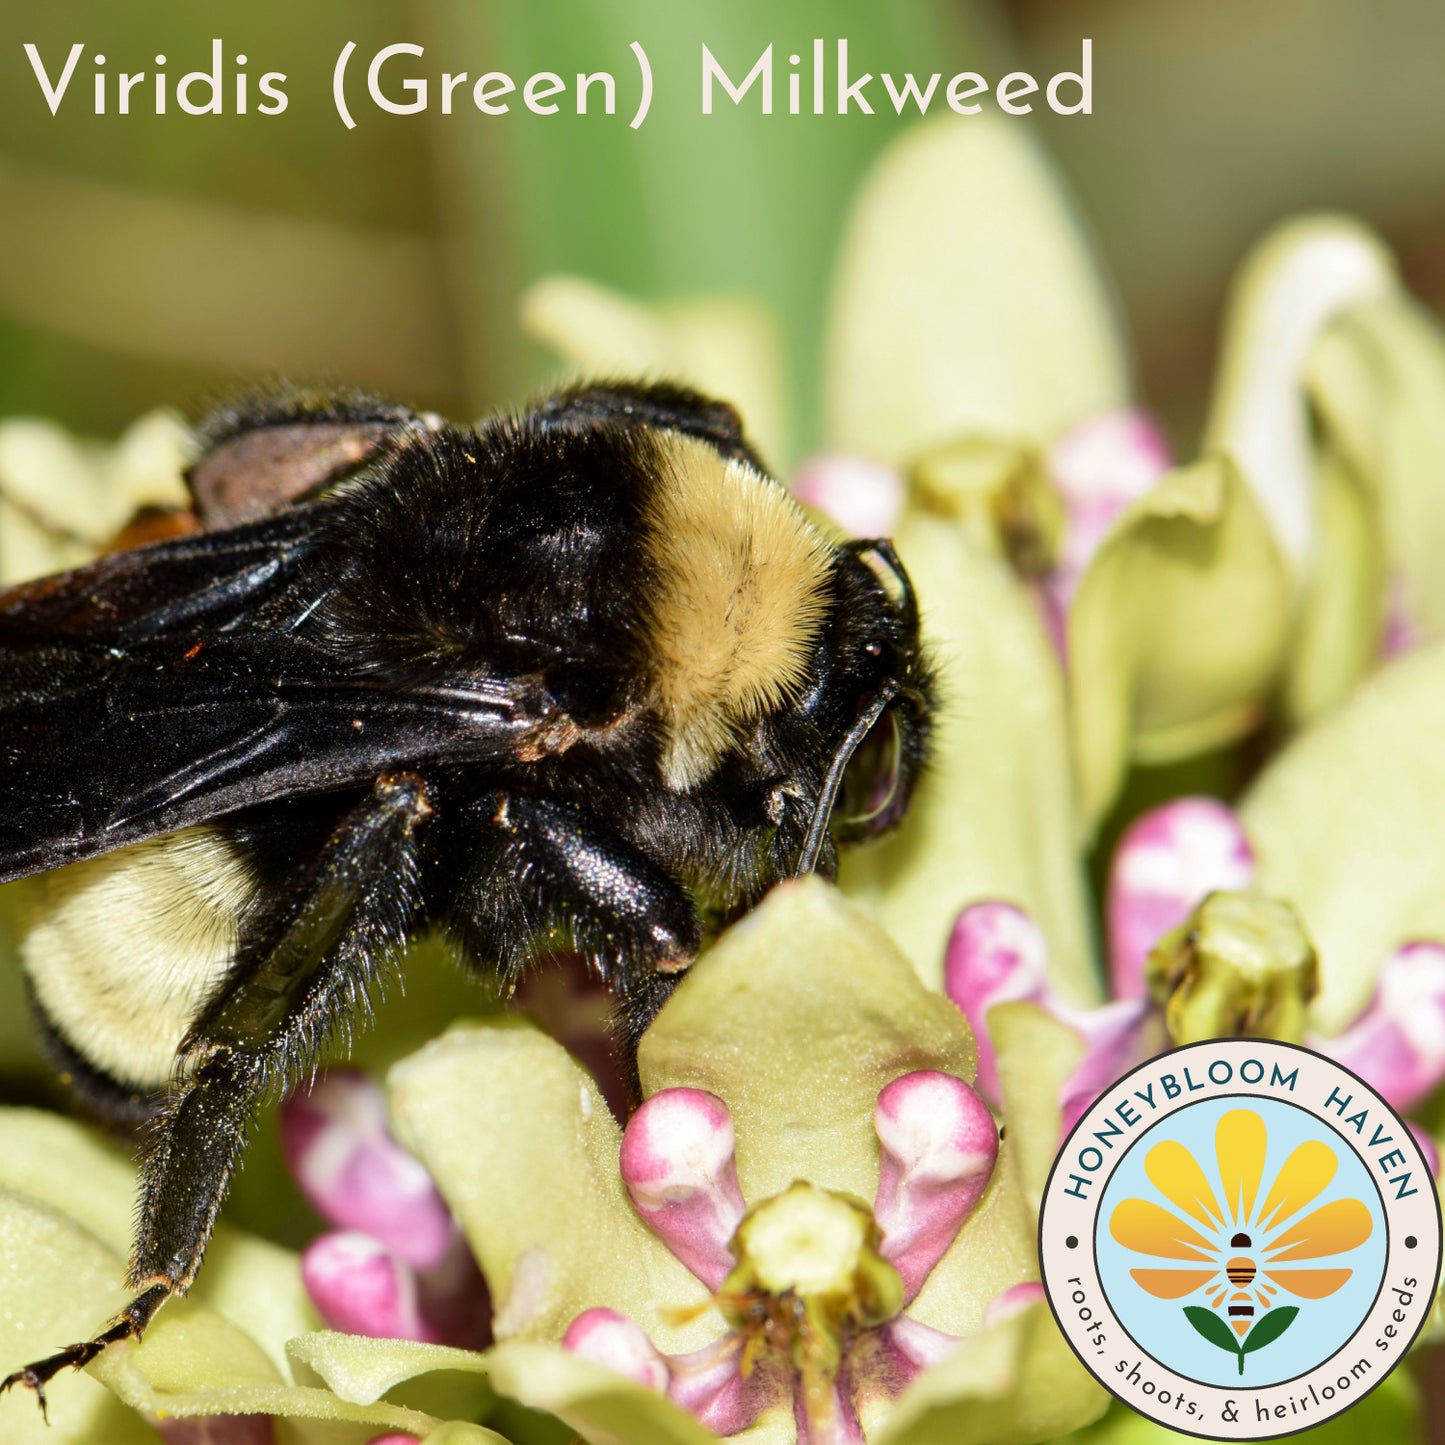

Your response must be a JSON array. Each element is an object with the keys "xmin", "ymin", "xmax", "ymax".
[
  {"xmin": 721, "ymin": 1182, "xmax": 905, "ymax": 1413},
  {"xmin": 566, "ymin": 1072, "xmax": 1007, "ymax": 1442},
  {"xmin": 728, "ymin": 1183, "xmax": 899, "ymax": 1310}
]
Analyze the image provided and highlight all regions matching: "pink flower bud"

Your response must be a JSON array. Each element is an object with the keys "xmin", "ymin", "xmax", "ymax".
[
  {"xmin": 620, "ymin": 1089, "xmax": 746, "ymax": 1290},
  {"xmin": 1106, "ymin": 798, "xmax": 1256, "ymax": 998},
  {"xmin": 1050, "ymin": 409, "xmax": 1172, "ymax": 518},
  {"xmin": 282, "ymin": 1069, "xmax": 457, "ymax": 1271},
  {"xmin": 1317, "ymin": 942, "xmax": 1445, "ymax": 1111},
  {"xmin": 943, "ymin": 902, "xmax": 1049, "ymax": 1102},
  {"xmin": 563, "ymin": 1308, "xmax": 670, "ymax": 1392},
  {"xmin": 1042, "ymin": 408, "xmax": 1172, "ymax": 626},
  {"xmin": 873, "ymin": 1071, "xmax": 998, "ymax": 1302},
  {"xmin": 299, "ymin": 1226, "xmax": 489, "ymax": 1349},
  {"xmin": 792, "ymin": 455, "xmax": 905, "ymax": 539},
  {"xmin": 301, "ymin": 1232, "xmax": 430, "ymax": 1343},
  {"xmin": 983, "ymin": 1280, "xmax": 1046, "ymax": 1328},
  {"xmin": 367, "ymin": 1437, "xmax": 421, "ymax": 1445}
]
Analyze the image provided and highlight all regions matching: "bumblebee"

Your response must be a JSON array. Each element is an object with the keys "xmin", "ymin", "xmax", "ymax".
[{"xmin": 0, "ymin": 381, "xmax": 933, "ymax": 1402}]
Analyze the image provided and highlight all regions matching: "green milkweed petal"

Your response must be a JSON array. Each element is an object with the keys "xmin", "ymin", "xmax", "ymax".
[
  {"xmin": 1242, "ymin": 642, "xmax": 1445, "ymax": 1031},
  {"xmin": 1068, "ymin": 456, "xmax": 1293, "ymax": 831},
  {"xmin": 838, "ymin": 511, "xmax": 1097, "ymax": 1004},
  {"xmin": 823, "ymin": 116, "xmax": 1130, "ymax": 465}
]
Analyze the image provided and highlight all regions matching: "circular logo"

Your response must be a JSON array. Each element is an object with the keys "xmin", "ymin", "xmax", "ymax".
[{"xmin": 1039, "ymin": 1040, "xmax": 1441, "ymax": 1439}]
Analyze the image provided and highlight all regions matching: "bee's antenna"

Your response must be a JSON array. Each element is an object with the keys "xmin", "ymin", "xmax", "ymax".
[
  {"xmin": 847, "ymin": 539, "xmax": 918, "ymax": 630},
  {"xmin": 795, "ymin": 682, "xmax": 898, "ymax": 877}
]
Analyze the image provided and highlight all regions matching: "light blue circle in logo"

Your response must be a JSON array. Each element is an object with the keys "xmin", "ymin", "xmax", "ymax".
[{"xmin": 1096, "ymin": 1095, "xmax": 1388, "ymax": 1389}]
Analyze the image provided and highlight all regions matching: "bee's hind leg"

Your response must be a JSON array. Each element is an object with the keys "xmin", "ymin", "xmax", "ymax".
[{"xmin": 0, "ymin": 773, "xmax": 432, "ymax": 1414}]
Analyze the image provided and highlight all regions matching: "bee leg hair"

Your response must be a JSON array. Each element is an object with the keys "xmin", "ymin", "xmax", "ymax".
[{"xmin": 0, "ymin": 773, "xmax": 431, "ymax": 1410}]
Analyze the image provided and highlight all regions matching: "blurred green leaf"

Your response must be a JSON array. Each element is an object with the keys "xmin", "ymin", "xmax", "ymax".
[
  {"xmin": 429, "ymin": 0, "xmax": 981, "ymax": 438},
  {"xmin": 0, "ymin": 1188, "xmax": 155, "ymax": 1445},
  {"xmin": 0, "ymin": 1110, "xmax": 319, "ymax": 1378},
  {"xmin": 1310, "ymin": 294, "xmax": 1445, "ymax": 644},
  {"xmin": 1202, "ymin": 215, "xmax": 1397, "ymax": 570},
  {"xmin": 520, "ymin": 276, "xmax": 789, "ymax": 462},
  {"xmin": 1277, "ymin": 439, "xmax": 1385, "ymax": 725}
]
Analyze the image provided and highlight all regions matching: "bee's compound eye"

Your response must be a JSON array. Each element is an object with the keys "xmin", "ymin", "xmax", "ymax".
[{"xmin": 834, "ymin": 705, "xmax": 902, "ymax": 837}]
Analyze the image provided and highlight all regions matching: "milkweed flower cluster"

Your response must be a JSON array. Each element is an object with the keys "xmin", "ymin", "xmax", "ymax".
[
  {"xmin": 948, "ymin": 795, "xmax": 1445, "ymax": 1169},
  {"xmin": 563, "ymin": 1072, "xmax": 1004, "ymax": 1442}
]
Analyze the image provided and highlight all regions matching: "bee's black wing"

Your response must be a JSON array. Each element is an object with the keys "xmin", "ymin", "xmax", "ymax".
[{"xmin": 0, "ymin": 506, "xmax": 532, "ymax": 883}]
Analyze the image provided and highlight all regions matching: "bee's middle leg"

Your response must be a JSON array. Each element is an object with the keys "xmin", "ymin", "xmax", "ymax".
[{"xmin": 446, "ymin": 791, "xmax": 702, "ymax": 1075}]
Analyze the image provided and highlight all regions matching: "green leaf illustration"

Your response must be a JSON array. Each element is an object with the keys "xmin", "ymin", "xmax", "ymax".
[
  {"xmin": 1183, "ymin": 1305, "xmax": 1241, "ymax": 1356},
  {"xmin": 1183, "ymin": 1304, "xmax": 1301, "ymax": 1376},
  {"xmin": 1242, "ymin": 1306, "xmax": 1300, "ymax": 1354}
]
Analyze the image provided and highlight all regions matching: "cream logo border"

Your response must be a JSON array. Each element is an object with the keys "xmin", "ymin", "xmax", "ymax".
[{"xmin": 1039, "ymin": 1040, "xmax": 1442, "ymax": 1439}]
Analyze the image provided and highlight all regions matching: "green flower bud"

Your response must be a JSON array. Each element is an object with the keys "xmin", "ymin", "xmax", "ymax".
[
  {"xmin": 911, "ymin": 436, "xmax": 1065, "ymax": 579},
  {"xmin": 1145, "ymin": 890, "xmax": 1319, "ymax": 1045}
]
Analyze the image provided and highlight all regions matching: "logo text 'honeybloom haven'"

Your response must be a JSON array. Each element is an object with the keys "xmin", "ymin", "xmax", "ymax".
[{"xmin": 1040, "ymin": 1041, "xmax": 1440, "ymax": 1439}]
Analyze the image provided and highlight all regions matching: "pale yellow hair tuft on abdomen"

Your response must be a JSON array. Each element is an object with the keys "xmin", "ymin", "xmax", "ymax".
[{"xmin": 644, "ymin": 433, "xmax": 833, "ymax": 790}]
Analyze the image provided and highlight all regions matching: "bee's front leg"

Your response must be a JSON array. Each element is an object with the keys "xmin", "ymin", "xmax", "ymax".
[{"xmin": 0, "ymin": 773, "xmax": 432, "ymax": 1413}]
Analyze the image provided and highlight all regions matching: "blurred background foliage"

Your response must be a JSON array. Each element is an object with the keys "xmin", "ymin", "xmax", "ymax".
[{"xmin": 3, "ymin": 0, "xmax": 1442, "ymax": 462}]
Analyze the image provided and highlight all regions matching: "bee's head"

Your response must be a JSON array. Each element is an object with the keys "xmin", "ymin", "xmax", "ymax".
[
  {"xmin": 791, "ymin": 538, "xmax": 935, "ymax": 875},
  {"xmin": 592, "ymin": 426, "xmax": 932, "ymax": 877}
]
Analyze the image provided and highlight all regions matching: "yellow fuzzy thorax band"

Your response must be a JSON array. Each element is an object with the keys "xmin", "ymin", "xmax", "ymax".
[{"xmin": 643, "ymin": 434, "xmax": 833, "ymax": 790}]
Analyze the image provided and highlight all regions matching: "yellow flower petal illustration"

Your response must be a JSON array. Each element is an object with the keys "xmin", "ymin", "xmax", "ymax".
[
  {"xmin": 1109, "ymin": 1199, "xmax": 1216, "ymax": 1261},
  {"xmin": 1265, "ymin": 1199, "xmax": 1373, "ymax": 1261},
  {"xmin": 1264, "ymin": 1268, "xmax": 1354, "ymax": 1299},
  {"xmin": 1144, "ymin": 1140, "xmax": 1224, "ymax": 1229},
  {"xmin": 1216, "ymin": 1109, "xmax": 1267, "ymax": 1223},
  {"xmin": 1129, "ymin": 1269, "xmax": 1219, "ymax": 1299},
  {"xmin": 1257, "ymin": 1139, "xmax": 1338, "ymax": 1231}
]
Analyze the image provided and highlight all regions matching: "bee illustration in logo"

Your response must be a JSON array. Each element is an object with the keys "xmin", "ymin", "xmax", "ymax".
[{"xmin": 1110, "ymin": 1109, "xmax": 1373, "ymax": 1374}]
